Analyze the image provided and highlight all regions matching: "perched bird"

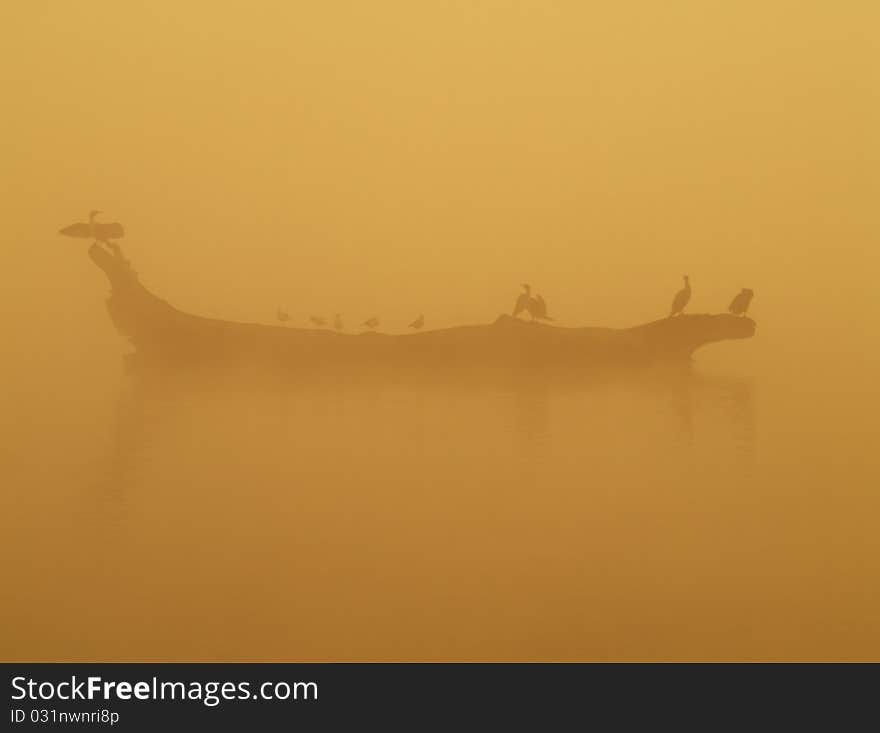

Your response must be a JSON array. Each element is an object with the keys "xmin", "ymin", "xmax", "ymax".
[
  {"xmin": 409, "ymin": 314, "xmax": 424, "ymax": 329},
  {"xmin": 362, "ymin": 317, "xmax": 380, "ymax": 329},
  {"xmin": 513, "ymin": 284, "xmax": 552, "ymax": 321},
  {"xmin": 334, "ymin": 313, "xmax": 344, "ymax": 331},
  {"xmin": 728, "ymin": 288, "xmax": 754, "ymax": 316},
  {"xmin": 669, "ymin": 275, "xmax": 691, "ymax": 317},
  {"xmin": 309, "ymin": 316, "xmax": 327, "ymax": 327},
  {"xmin": 59, "ymin": 210, "xmax": 125, "ymax": 251},
  {"xmin": 277, "ymin": 308, "xmax": 290, "ymax": 322}
]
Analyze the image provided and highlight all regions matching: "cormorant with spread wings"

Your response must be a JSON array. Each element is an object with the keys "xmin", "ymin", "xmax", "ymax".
[
  {"xmin": 513, "ymin": 284, "xmax": 552, "ymax": 321},
  {"xmin": 60, "ymin": 210, "xmax": 125, "ymax": 251}
]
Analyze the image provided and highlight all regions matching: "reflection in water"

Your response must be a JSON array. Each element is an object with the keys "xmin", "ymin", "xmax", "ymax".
[
  {"xmin": 10, "ymin": 359, "xmax": 848, "ymax": 663},
  {"xmin": 104, "ymin": 365, "xmax": 756, "ymax": 491},
  {"xmin": 6, "ymin": 355, "xmax": 880, "ymax": 662},
  {"xmin": 102, "ymin": 385, "xmax": 147, "ymax": 503},
  {"xmin": 724, "ymin": 377, "xmax": 757, "ymax": 464},
  {"xmin": 662, "ymin": 368, "xmax": 756, "ymax": 464}
]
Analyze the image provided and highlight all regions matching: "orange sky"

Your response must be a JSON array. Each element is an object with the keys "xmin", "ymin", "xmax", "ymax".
[{"xmin": 2, "ymin": 2, "xmax": 877, "ymax": 335}]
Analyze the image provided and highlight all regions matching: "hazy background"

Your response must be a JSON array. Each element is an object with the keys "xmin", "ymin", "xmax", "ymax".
[{"xmin": 1, "ymin": 1, "xmax": 878, "ymax": 660}]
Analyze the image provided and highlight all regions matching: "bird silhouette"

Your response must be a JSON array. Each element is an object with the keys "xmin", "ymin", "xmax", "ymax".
[
  {"xmin": 334, "ymin": 313, "xmax": 344, "ymax": 331},
  {"xmin": 277, "ymin": 308, "xmax": 290, "ymax": 322},
  {"xmin": 309, "ymin": 316, "xmax": 327, "ymax": 327},
  {"xmin": 669, "ymin": 276, "xmax": 691, "ymax": 317},
  {"xmin": 59, "ymin": 210, "xmax": 125, "ymax": 253},
  {"xmin": 729, "ymin": 288, "xmax": 754, "ymax": 316},
  {"xmin": 409, "ymin": 314, "xmax": 424, "ymax": 329},
  {"xmin": 513, "ymin": 284, "xmax": 552, "ymax": 321},
  {"xmin": 362, "ymin": 317, "xmax": 380, "ymax": 329}
]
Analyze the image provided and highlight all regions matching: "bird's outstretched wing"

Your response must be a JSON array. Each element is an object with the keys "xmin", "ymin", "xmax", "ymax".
[
  {"xmin": 59, "ymin": 221, "xmax": 125, "ymax": 240},
  {"xmin": 536, "ymin": 295, "xmax": 554, "ymax": 321},
  {"xmin": 59, "ymin": 223, "xmax": 91, "ymax": 238},
  {"xmin": 513, "ymin": 292, "xmax": 529, "ymax": 317},
  {"xmin": 535, "ymin": 295, "xmax": 547, "ymax": 317},
  {"xmin": 96, "ymin": 222, "xmax": 125, "ymax": 240}
]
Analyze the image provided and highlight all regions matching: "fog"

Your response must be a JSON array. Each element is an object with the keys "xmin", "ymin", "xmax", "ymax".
[{"xmin": 1, "ymin": 2, "xmax": 878, "ymax": 660}]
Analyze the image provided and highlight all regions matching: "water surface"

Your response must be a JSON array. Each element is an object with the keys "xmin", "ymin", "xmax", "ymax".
[{"xmin": 3, "ymin": 311, "xmax": 876, "ymax": 660}]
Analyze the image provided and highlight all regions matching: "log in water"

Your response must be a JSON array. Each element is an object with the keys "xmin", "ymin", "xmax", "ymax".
[{"xmin": 89, "ymin": 244, "xmax": 755, "ymax": 372}]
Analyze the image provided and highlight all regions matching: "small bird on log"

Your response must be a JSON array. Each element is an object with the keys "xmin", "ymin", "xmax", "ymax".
[
  {"xmin": 669, "ymin": 275, "xmax": 691, "ymax": 317},
  {"xmin": 728, "ymin": 288, "xmax": 754, "ymax": 316},
  {"xmin": 309, "ymin": 316, "xmax": 327, "ymax": 327},
  {"xmin": 409, "ymin": 314, "xmax": 424, "ymax": 329},
  {"xmin": 362, "ymin": 317, "xmax": 380, "ymax": 329},
  {"xmin": 334, "ymin": 314, "xmax": 344, "ymax": 331},
  {"xmin": 513, "ymin": 284, "xmax": 552, "ymax": 321},
  {"xmin": 59, "ymin": 210, "xmax": 125, "ymax": 253},
  {"xmin": 277, "ymin": 308, "xmax": 290, "ymax": 322}
]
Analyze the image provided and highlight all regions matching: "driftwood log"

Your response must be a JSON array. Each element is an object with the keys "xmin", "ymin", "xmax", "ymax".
[{"xmin": 89, "ymin": 244, "xmax": 755, "ymax": 373}]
